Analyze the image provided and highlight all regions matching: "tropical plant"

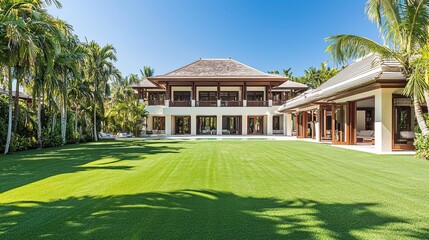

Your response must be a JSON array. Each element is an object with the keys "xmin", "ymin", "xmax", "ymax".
[
  {"xmin": 325, "ymin": 0, "xmax": 429, "ymax": 135},
  {"xmin": 84, "ymin": 41, "xmax": 118, "ymax": 141}
]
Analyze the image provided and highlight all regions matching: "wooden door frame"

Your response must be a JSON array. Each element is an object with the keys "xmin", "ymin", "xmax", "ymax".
[
  {"xmin": 248, "ymin": 116, "xmax": 264, "ymax": 135},
  {"xmin": 174, "ymin": 116, "xmax": 191, "ymax": 135},
  {"xmin": 392, "ymin": 95, "xmax": 415, "ymax": 150},
  {"xmin": 296, "ymin": 112, "xmax": 307, "ymax": 139},
  {"xmin": 332, "ymin": 103, "xmax": 350, "ymax": 145}
]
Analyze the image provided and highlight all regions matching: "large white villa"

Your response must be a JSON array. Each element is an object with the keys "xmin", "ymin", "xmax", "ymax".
[
  {"xmin": 133, "ymin": 58, "xmax": 307, "ymax": 136},
  {"xmin": 134, "ymin": 56, "xmax": 417, "ymax": 153}
]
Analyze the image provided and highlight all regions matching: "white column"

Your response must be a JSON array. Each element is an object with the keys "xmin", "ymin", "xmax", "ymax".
[
  {"xmin": 374, "ymin": 89, "xmax": 394, "ymax": 153},
  {"xmin": 242, "ymin": 115, "xmax": 248, "ymax": 135},
  {"xmin": 191, "ymin": 115, "xmax": 197, "ymax": 136},
  {"xmin": 165, "ymin": 115, "xmax": 172, "ymax": 135},
  {"xmin": 217, "ymin": 115, "xmax": 222, "ymax": 135},
  {"xmin": 191, "ymin": 100, "xmax": 196, "ymax": 107},
  {"xmin": 165, "ymin": 100, "xmax": 170, "ymax": 107},
  {"xmin": 315, "ymin": 109, "xmax": 321, "ymax": 142},
  {"xmin": 217, "ymin": 99, "xmax": 221, "ymax": 107},
  {"xmin": 283, "ymin": 113, "xmax": 287, "ymax": 136},
  {"xmin": 286, "ymin": 113, "xmax": 293, "ymax": 136},
  {"xmin": 268, "ymin": 100, "xmax": 273, "ymax": 107},
  {"xmin": 146, "ymin": 115, "xmax": 153, "ymax": 131},
  {"xmin": 267, "ymin": 115, "xmax": 273, "ymax": 135},
  {"xmin": 243, "ymin": 100, "xmax": 247, "ymax": 107}
]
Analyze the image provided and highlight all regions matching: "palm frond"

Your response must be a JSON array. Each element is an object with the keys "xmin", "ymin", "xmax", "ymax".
[{"xmin": 325, "ymin": 34, "xmax": 396, "ymax": 65}]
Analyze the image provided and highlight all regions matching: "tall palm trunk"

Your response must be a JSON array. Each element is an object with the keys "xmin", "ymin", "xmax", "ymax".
[
  {"xmin": 414, "ymin": 96, "xmax": 429, "ymax": 135},
  {"xmin": 93, "ymin": 101, "xmax": 98, "ymax": 141},
  {"xmin": 4, "ymin": 66, "xmax": 13, "ymax": 154},
  {"xmin": 74, "ymin": 104, "xmax": 78, "ymax": 141},
  {"xmin": 61, "ymin": 75, "xmax": 68, "ymax": 145},
  {"xmin": 13, "ymin": 77, "xmax": 20, "ymax": 133},
  {"xmin": 37, "ymin": 90, "xmax": 42, "ymax": 149},
  {"xmin": 61, "ymin": 95, "xmax": 67, "ymax": 145},
  {"xmin": 93, "ymin": 82, "xmax": 98, "ymax": 142}
]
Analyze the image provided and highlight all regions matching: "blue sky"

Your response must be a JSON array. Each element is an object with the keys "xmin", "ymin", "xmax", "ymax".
[{"xmin": 47, "ymin": 0, "xmax": 381, "ymax": 77}]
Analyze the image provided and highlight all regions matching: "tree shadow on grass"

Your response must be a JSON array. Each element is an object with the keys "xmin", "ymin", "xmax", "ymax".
[
  {"xmin": 0, "ymin": 190, "xmax": 414, "ymax": 240},
  {"xmin": 0, "ymin": 140, "xmax": 183, "ymax": 193}
]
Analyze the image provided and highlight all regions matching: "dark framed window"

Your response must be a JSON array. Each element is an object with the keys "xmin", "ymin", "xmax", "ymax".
[
  {"xmin": 149, "ymin": 92, "xmax": 165, "ymax": 101},
  {"xmin": 197, "ymin": 116, "xmax": 217, "ymax": 135},
  {"xmin": 273, "ymin": 116, "xmax": 281, "ymax": 130},
  {"xmin": 272, "ymin": 92, "xmax": 282, "ymax": 101},
  {"xmin": 175, "ymin": 116, "xmax": 191, "ymax": 134},
  {"xmin": 173, "ymin": 91, "xmax": 191, "ymax": 101},
  {"xmin": 153, "ymin": 117, "xmax": 165, "ymax": 131},
  {"xmin": 199, "ymin": 91, "xmax": 217, "ymax": 101},
  {"xmin": 247, "ymin": 91, "xmax": 264, "ymax": 101},
  {"xmin": 222, "ymin": 116, "xmax": 242, "ymax": 135},
  {"xmin": 220, "ymin": 91, "xmax": 239, "ymax": 101}
]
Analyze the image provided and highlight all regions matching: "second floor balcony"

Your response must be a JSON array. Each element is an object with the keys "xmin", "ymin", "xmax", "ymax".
[{"xmin": 170, "ymin": 100, "xmax": 192, "ymax": 107}]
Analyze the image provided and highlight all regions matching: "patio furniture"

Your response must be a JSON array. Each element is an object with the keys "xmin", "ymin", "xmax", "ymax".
[
  {"xmin": 357, "ymin": 130, "xmax": 374, "ymax": 144},
  {"xmin": 98, "ymin": 132, "xmax": 116, "ymax": 140},
  {"xmin": 117, "ymin": 133, "xmax": 133, "ymax": 138}
]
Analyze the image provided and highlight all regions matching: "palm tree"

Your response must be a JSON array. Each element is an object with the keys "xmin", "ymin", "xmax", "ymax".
[
  {"xmin": 325, "ymin": 0, "xmax": 429, "ymax": 135},
  {"xmin": 30, "ymin": 9, "xmax": 65, "ymax": 149},
  {"xmin": 1, "ymin": 1, "xmax": 39, "ymax": 154},
  {"xmin": 141, "ymin": 66, "xmax": 154, "ymax": 78},
  {"xmin": 84, "ymin": 41, "xmax": 117, "ymax": 141},
  {"xmin": 53, "ymin": 34, "xmax": 85, "ymax": 145}
]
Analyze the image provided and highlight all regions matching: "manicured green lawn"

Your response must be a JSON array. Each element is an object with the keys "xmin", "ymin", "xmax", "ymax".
[{"xmin": 1, "ymin": 140, "xmax": 429, "ymax": 239}]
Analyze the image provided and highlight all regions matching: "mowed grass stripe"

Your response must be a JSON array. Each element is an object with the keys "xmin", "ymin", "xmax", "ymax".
[{"xmin": 1, "ymin": 140, "xmax": 429, "ymax": 239}]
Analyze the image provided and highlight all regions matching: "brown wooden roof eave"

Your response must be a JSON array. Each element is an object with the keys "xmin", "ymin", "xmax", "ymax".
[{"xmin": 147, "ymin": 76, "xmax": 288, "ymax": 82}]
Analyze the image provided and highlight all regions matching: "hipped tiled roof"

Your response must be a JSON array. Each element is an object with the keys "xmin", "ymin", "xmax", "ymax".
[
  {"xmin": 131, "ymin": 78, "xmax": 161, "ymax": 89},
  {"xmin": 150, "ymin": 59, "xmax": 286, "ymax": 79},
  {"xmin": 274, "ymin": 80, "xmax": 308, "ymax": 89}
]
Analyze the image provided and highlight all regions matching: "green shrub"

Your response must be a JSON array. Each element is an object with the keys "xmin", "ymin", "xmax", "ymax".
[
  {"xmin": 42, "ymin": 129, "xmax": 62, "ymax": 148},
  {"xmin": 414, "ymin": 133, "xmax": 429, "ymax": 160},
  {"xmin": 10, "ymin": 134, "xmax": 36, "ymax": 152}
]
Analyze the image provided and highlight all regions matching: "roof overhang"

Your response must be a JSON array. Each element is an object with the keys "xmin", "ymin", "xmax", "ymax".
[{"xmin": 278, "ymin": 72, "xmax": 406, "ymax": 112}]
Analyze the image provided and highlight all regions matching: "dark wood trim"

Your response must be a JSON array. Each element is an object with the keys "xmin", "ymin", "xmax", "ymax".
[
  {"xmin": 243, "ymin": 82, "xmax": 247, "ymax": 100},
  {"xmin": 217, "ymin": 82, "xmax": 220, "ymax": 100},
  {"xmin": 332, "ymin": 103, "xmax": 350, "ymax": 145},
  {"xmin": 192, "ymin": 82, "xmax": 196, "ymax": 100},
  {"xmin": 391, "ymin": 94, "xmax": 416, "ymax": 151},
  {"xmin": 166, "ymin": 82, "xmax": 170, "ymax": 100},
  {"xmin": 349, "ymin": 101, "xmax": 357, "ymax": 145}
]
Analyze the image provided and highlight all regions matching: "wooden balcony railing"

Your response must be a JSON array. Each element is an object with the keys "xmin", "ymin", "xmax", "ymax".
[
  {"xmin": 247, "ymin": 101, "xmax": 269, "ymax": 107},
  {"xmin": 170, "ymin": 101, "xmax": 192, "ymax": 107},
  {"xmin": 272, "ymin": 100, "xmax": 287, "ymax": 106},
  {"xmin": 148, "ymin": 99, "xmax": 165, "ymax": 106},
  {"xmin": 196, "ymin": 101, "xmax": 217, "ymax": 107},
  {"xmin": 221, "ymin": 101, "xmax": 243, "ymax": 107}
]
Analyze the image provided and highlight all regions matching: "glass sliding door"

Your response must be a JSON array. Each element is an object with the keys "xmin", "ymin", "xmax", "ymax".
[
  {"xmin": 306, "ymin": 110, "xmax": 316, "ymax": 139},
  {"xmin": 153, "ymin": 116, "xmax": 165, "ymax": 133},
  {"xmin": 320, "ymin": 106, "xmax": 332, "ymax": 141},
  {"xmin": 333, "ymin": 104, "xmax": 348, "ymax": 144},
  {"xmin": 197, "ymin": 116, "xmax": 217, "ymax": 135},
  {"xmin": 175, "ymin": 116, "xmax": 191, "ymax": 135},
  {"xmin": 393, "ymin": 96, "xmax": 415, "ymax": 150},
  {"xmin": 248, "ymin": 116, "xmax": 264, "ymax": 135},
  {"xmin": 222, "ymin": 116, "xmax": 241, "ymax": 135},
  {"xmin": 296, "ymin": 112, "xmax": 307, "ymax": 138}
]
